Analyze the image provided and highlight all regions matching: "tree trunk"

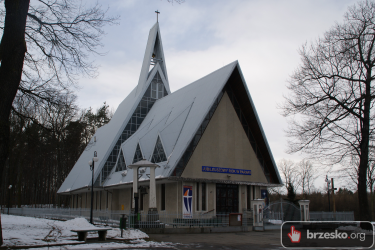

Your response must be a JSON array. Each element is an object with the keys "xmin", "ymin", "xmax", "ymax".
[
  {"xmin": 0, "ymin": 0, "xmax": 30, "ymax": 180},
  {"xmin": 358, "ymin": 77, "xmax": 372, "ymax": 229},
  {"xmin": 0, "ymin": 5, "xmax": 30, "ymax": 243}
]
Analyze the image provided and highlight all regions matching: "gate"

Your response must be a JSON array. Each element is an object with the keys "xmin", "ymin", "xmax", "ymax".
[{"xmin": 263, "ymin": 200, "xmax": 300, "ymax": 222}]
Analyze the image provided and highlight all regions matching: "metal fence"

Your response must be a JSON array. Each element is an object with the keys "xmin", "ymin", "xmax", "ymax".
[
  {"xmin": 5, "ymin": 208, "xmax": 251, "ymax": 229},
  {"xmin": 263, "ymin": 201, "xmax": 301, "ymax": 221},
  {"xmin": 310, "ymin": 211, "xmax": 355, "ymax": 221}
]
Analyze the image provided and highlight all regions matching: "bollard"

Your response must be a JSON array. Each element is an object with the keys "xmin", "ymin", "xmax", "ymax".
[{"xmin": 120, "ymin": 214, "xmax": 127, "ymax": 238}]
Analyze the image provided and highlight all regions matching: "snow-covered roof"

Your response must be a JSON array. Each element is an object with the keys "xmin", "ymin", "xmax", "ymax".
[
  {"xmin": 104, "ymin": 61, "xmax": 239, "ymax": 187},
  {"xmin": 57, "ymin": 22, "xmax": 170, "ymax": 194},
  {"xmin": 58, "ymin": 22, "xmax": 282, "ymax": 195}
]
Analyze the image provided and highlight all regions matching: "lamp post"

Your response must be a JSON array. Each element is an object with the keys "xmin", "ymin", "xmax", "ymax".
[
  {"xmin": 325, "ymin": 176, "xmax": 331, "ymax": 212},
  {"xmin": 88, "ymin": 151, "xmax": 99, "ymax": 224},
  {"xmin": 7, "ymin": 185, "xmax": 12, "ymax": 215}
]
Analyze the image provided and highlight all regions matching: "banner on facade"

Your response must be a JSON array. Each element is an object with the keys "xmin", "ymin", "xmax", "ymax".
[
  {"xmin": 202, "ymin": 166, "xmax": 251, "ymax": 175},
  {"xmin": 183, "ymin": 185, "xmax": 193, "ymax": 218},
  {"xmin": 261, "ymin": 189, "xmax": 269, "ymax": 206}
]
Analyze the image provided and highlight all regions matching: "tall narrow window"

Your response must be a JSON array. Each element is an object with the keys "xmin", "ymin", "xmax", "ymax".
[
  {"xmin": 201, "ymin": 183, "xmax": 206, "ymax": 211},
  {"xmin": 253, "ymin": 186, "xmax": 256, "ymax": 200},
  {"xmin": 161, "ymin": 184, "xmax": 165, "ymax": 211},
  {"xmin": 116, "ymin": 150, "xmax": 127, "ymax": 172},
  {"xmin": 247, "ymin": 186, "xmax": 251, "ymax": 210},
  {"xmin": 86, "ymin": 193, "xmax": 87, "ymax": 208},
  {"xmin": 133, "ymin": 144, "xmax": 143, "ymax": 164},
  {"xmin": 106, "ymin": 191, "xmax": 109, "ymax": 210},
  {"xmin": 150, "ymin": 73, "xmax": 167, "ymax": 99},
  {"xmin": 151, "ymin": 136, "xmax": 167, "ymax": 163},
  {"xmin": 76, "ymin": 195, "xmax": 78, "ymax": 209},
  {"xmin": 196, "ymin": 183, "xmax": 200, "ymax": 211}
]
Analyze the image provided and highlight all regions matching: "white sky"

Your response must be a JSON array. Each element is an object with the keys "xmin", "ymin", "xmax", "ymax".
[{"xmin": 76, "ymin": 0, "xmax": 359, "ymax": 191}]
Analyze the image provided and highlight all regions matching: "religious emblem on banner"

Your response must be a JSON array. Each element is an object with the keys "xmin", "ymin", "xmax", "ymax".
[{"xmin": 183, "ymin": 185, "xmax": 193, "ymax": 218}]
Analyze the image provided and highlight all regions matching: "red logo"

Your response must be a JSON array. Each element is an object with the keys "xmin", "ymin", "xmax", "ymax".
[{"xmin": 288, "ymin": 226, "xmax": 301, "ymax": 243}]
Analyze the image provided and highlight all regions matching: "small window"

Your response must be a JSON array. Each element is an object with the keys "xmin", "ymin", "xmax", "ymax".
[
  {"xmin": 161, "ymin": 184, "xmax": 166, "ymax": 210},
  {"xmin": 202, "ymin": 183, "xmax": 206, "ymax": 211}
]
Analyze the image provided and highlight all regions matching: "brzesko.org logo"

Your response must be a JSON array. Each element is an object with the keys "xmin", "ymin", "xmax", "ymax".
[{"xmin": 281, "ymin": 221, "xmax": 374, "ymax": 249}]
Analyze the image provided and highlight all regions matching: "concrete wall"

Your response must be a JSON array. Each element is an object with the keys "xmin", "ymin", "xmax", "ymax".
[{"xmin": 181, "ymin": 92, "xmax": 268, "ymax": 184}]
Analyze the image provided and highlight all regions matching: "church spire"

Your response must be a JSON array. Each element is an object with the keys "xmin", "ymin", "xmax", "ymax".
[
  {"xmin": 135, "ymin": 22, "xmax": 170, "ymax": 96},
  {"xmin": 155, "ymin": 10, "xmax": 160, "ymax": 23}
]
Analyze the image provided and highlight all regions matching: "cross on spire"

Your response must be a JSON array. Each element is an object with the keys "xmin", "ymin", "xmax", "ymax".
[{"xmin": 155, "ymin": 10, "xmax": 160, "ymax": 23}]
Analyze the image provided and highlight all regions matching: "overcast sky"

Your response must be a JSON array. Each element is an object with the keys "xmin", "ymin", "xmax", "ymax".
[{"xmin": 76, "ymin": 0, "xmax": 360, "ymax": 190}]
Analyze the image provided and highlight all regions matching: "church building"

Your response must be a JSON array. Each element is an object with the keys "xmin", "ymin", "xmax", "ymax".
[{"xmin": 58, "ymin": 21, "xmax": 282, "ymax": 217}]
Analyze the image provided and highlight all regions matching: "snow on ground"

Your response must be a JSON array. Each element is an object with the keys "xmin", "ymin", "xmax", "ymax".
[
  {"xmin": 33, "ymin": 240, "xmax": 178, "ymax": 250},
  {"xmin": 337, "ymin": 224, "xmax": 374, "ymax": 235},
  {"xmin": 1, "ymin": 214, "xmax": 172, "ymax": 248},
  {"xmin": 267, "ymin": 219, "xmax": 282, "ymax": 225}
]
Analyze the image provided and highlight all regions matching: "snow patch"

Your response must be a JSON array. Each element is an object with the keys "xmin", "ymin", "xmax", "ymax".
[{"xmin": 1, "ymin": 214, "xmax": 154, "ymax": 248}]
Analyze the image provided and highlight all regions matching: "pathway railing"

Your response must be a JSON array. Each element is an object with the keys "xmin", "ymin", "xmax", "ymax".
[
  {"xmin": 310, "ymin": 211, "xmax": 354, "ymax": 221},
  {"xmin": 5, "ymin": 208, "xmax": 250, "ymax": 229}
]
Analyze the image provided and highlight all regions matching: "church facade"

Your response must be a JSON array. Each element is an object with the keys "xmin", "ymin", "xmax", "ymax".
[{"xmin": 58, "ymin": 22, "xmax": 282, "ymax": 217}]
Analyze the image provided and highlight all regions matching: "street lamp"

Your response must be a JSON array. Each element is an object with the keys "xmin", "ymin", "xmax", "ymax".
[
  {"xmin": 325, "ymin": 176, "xmax": 331, "ymax": 212},
  {"xmin": 8, "ymin": 185, "xmax": 12, "ymax": 215},
  {"xmin": 88, "ymin": 151, "xmax": 99, "ymax": 224}
]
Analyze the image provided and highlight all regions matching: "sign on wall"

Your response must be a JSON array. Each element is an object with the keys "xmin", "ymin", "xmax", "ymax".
[
  {"xmin": 183, "ymin": 185, "xmax": 193, "ymax": 219},
  {"xmin": 261, "ymin": 189, "xmax": 269, "ymax": 206},
  {"xmin": 202, "ymin": 166, "xmax": 251, "ymax": 175}
]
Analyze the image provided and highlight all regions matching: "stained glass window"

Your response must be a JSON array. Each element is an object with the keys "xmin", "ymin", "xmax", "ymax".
[
  {"xmin": 151, "ymin": 136, "xmax": 167, "ymax": 163},
  {"xmin": 151, "ymin": 72, "xmax": 167, "ymax": 99},
  {"xmin": 133, "ymin": 144, "xmax": 143, "ymax": 164},
  {"xmin": 115, "ymin": 149, "xmax": 126, "ymax": 172},
  {"xmin": 100, "ymin": 72, "xmax": 168, "ymax": 182}
]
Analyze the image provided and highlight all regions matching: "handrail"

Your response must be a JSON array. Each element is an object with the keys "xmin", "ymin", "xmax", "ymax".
[{"xmin": 202, "ymin": 209, "xmax": 215, "ymax": 215}]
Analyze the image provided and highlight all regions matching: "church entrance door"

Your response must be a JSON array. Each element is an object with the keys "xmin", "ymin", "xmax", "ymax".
[{"xmin": 216, "ymin": 184, "xmax": 239, "ymax": 213}]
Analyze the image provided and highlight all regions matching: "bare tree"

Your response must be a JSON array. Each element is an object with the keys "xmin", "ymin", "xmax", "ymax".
[
  {"xmin": 282, "ymin": 0, "xmax": 375, "ymax": 223},
  {"xmin": 296, "ymin": 159, "xmax": 318, "ymax": 198},
  {"xmin": 277, "ymin": 159, "xmax": 300, "ymax": 193},
  {"xmin": 0, "ymin": 0, "xmax": 117, "ymax": 181},
  {"xmin": 0, "ymin": 0, "xmax": 118, "ymax": 244}
]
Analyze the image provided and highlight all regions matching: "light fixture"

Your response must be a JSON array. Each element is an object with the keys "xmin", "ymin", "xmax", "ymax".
[{"xmin": 121, "ymin": 170, "xmax": 127, "ymax": 177}]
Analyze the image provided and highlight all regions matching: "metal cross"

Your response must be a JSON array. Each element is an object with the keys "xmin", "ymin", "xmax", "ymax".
[{"xmin": 155, "ymin": 10, "xmax": 160, "ymax": 22}]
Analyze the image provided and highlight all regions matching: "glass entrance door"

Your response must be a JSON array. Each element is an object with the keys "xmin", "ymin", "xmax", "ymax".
[{"xmin": 216, "ymin": 184, "xmax": 239, "ymax": 213}]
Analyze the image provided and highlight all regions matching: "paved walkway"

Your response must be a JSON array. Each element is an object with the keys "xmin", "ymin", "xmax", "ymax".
[{"xmin": 149, "ymin": 230, "xmax": 283, "ymax": 250}]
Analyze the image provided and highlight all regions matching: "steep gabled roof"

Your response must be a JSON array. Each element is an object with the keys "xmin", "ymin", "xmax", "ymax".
[
  {"xmin": 58, "ymin": 23, "xmax": 171, "ymax": 194},
  {"xmin": 103, "ymin": 61, "xmax": 282, "ymax": 188},
  {"xmin": 136, "ymin": 22, "xmax": 170, "ymax": 96}
]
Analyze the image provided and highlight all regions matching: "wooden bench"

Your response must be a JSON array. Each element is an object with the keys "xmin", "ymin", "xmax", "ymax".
[{"xmin": 71, "ymin": 228, "xmax": 112, "ymax": 242}]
